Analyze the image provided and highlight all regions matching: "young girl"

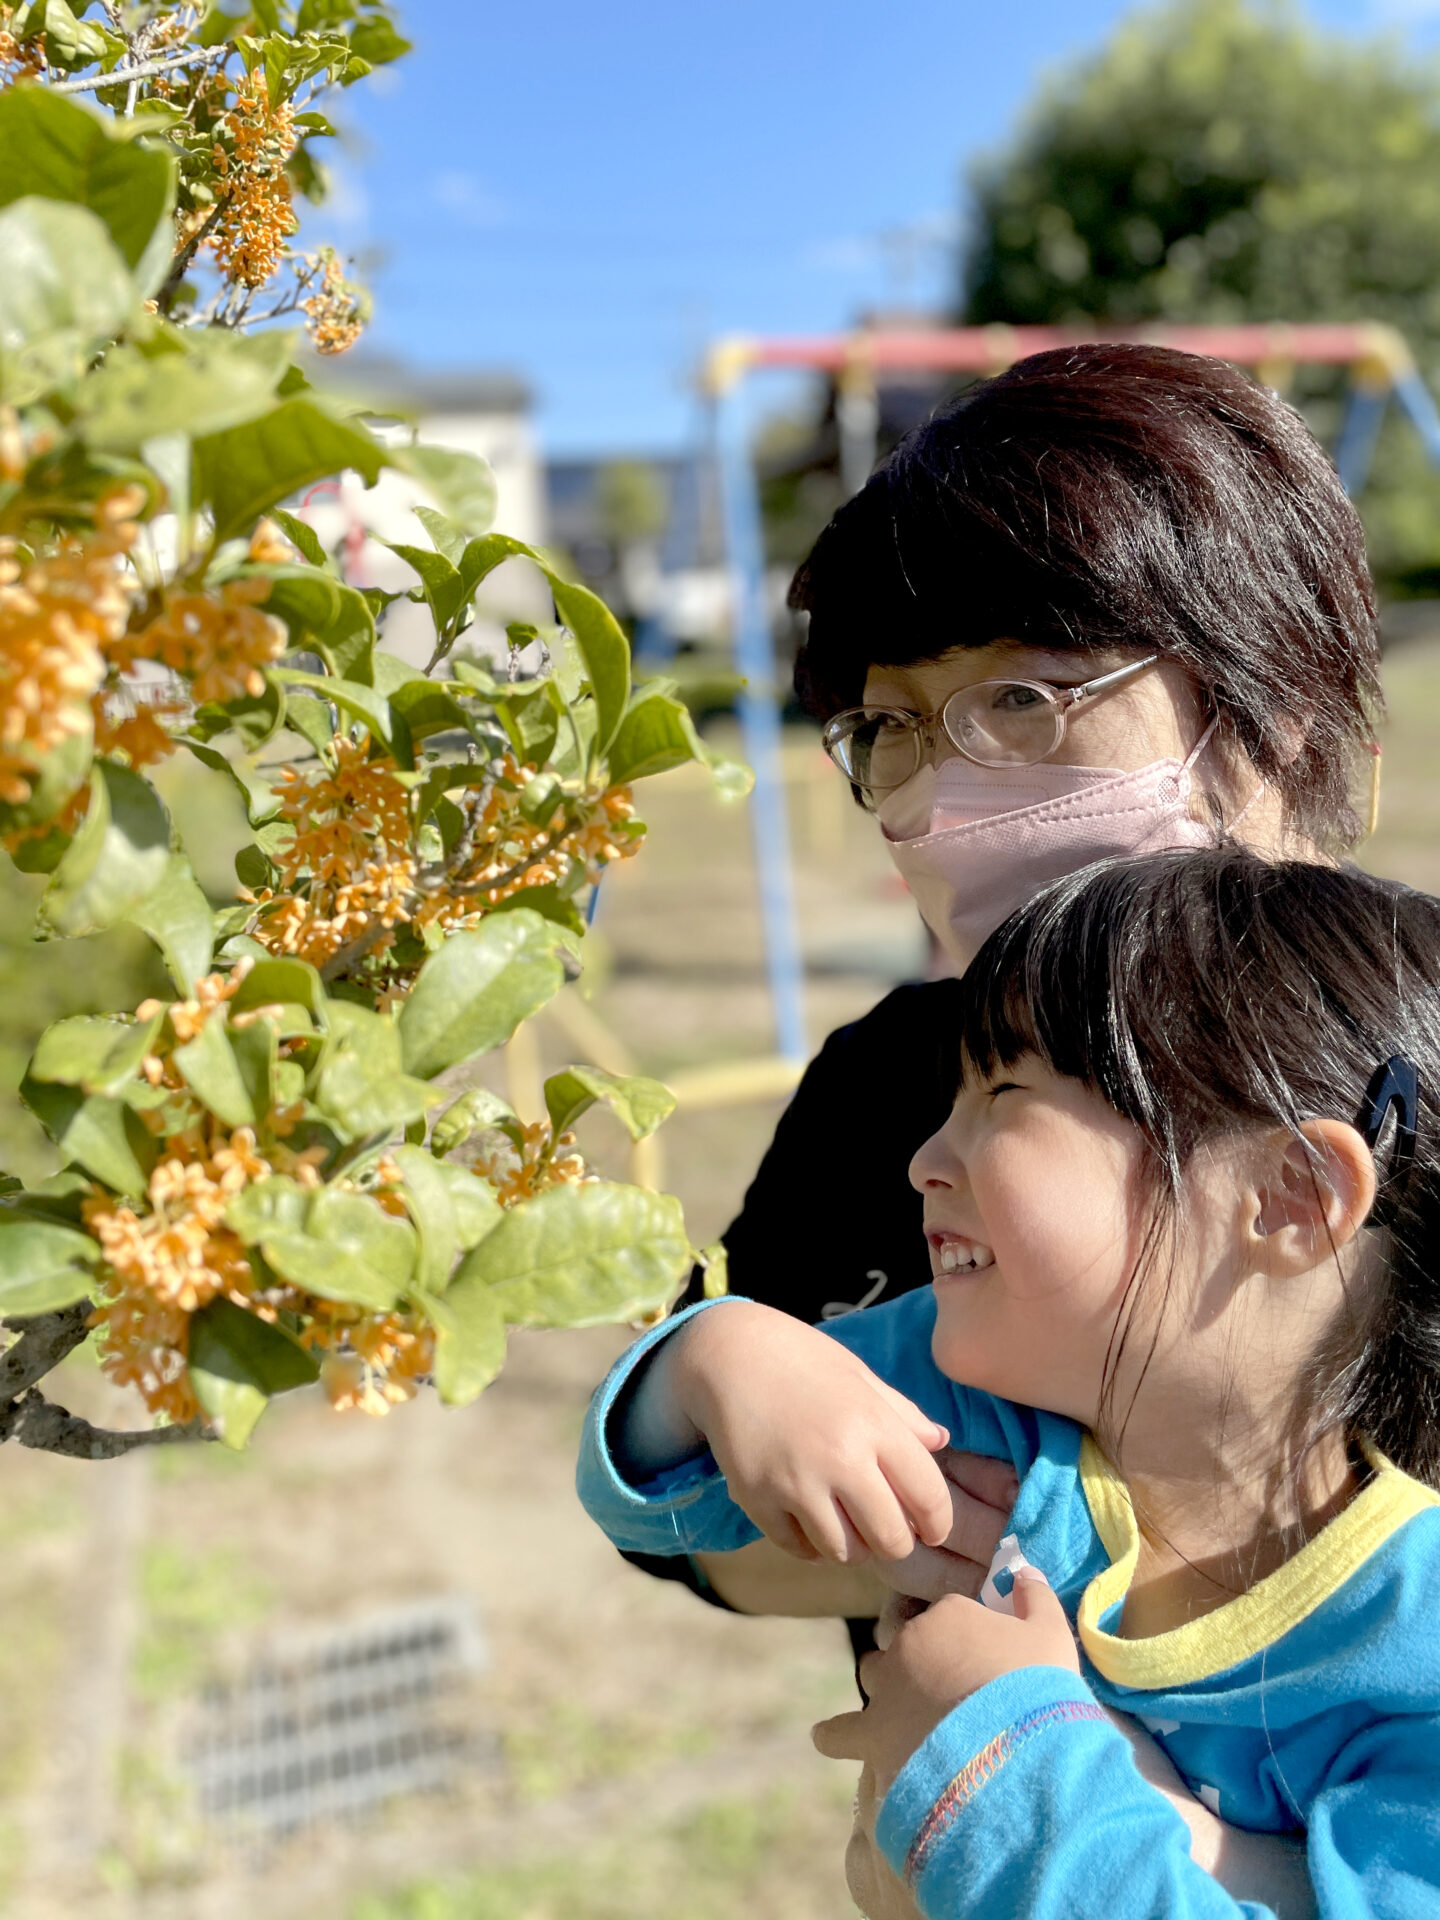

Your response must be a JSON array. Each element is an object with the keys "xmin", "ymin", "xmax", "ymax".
[{"xmin": 578, "ymin": 848, "xmax": 1440, "ymax": 1919}]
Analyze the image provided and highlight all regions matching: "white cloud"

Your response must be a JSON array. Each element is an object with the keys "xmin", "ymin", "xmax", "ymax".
[{"xmin": 431, "ymin": 171, "xmax": 510, "ymax": 226}]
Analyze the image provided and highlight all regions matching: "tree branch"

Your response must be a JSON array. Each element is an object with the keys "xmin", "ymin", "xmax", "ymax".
[
  {"xmin": 1, "ymin": 1388, "xmax": 212, "ymax": 1459},
  {"xmin": 0, "ymin": 1302, "xmax": 92, "ymax": 1401},
  {"xmin": 47, "ymin": 47, "xmax": 211, "ymax": 94}
]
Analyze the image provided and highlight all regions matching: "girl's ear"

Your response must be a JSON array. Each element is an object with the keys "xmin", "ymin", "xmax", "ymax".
[{"xmin": 1250, "ymin": 1120, "xmax": 1377, "ymax": 1271}]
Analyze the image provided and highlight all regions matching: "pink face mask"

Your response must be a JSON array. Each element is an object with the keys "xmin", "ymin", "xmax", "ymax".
[{"xmin": 880, "ymin": 723, "xmax": 1219, "ymax": 971}]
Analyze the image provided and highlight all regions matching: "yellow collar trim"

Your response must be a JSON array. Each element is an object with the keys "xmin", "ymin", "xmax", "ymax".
[{"xmin": 1076, "ymin": 1435, "xmax": 1438, "ymax": 1690}]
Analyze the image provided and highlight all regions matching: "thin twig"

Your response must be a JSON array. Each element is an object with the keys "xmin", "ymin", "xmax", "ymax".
[
  {"xmin": 2, "ymin": 1388, "xmax": 212, "ymax": 1459},
  {"xmin": 47, "ymin": 46, "xmax": 210, "ymax": 93}
]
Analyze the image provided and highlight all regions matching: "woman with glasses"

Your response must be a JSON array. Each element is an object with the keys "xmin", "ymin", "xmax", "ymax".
[{"xmin": 617, "ymin": 342, "xmax": 1378, "ymax": 1906}]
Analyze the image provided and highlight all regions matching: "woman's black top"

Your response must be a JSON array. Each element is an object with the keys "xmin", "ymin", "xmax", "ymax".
[{"xmin": 622, "ymin": 978, "xmax": 964, "ymax": 1621}]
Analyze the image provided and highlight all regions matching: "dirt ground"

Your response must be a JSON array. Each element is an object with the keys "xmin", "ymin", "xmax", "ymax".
[{"xmin": 5, "ymin": 633, "xmax": 1440, "ymax": 1920}]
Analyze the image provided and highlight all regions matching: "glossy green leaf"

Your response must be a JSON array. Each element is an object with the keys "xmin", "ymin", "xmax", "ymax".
[
  {"xmin": 188, "ymin": 1295, "xmax": 320, "ymax": 1449},
  {"xmin": 390, "ymin": 1143, "xmax": 459, "ymax": 1291},
  {"xmin": 173, "ymin": 1016, "xmax": 256, "ymax": 1129},
  {"xmin": 272, "ymin": 668, "xmax": 407, "ymax": 760},
  {"xmin": 261, "ymin": 1187, "xmax": 415, "ymax": 1308},
  {"xmin": 606, "ymin": 688, "xmax": 707, "ymax": 784},
  {"xmin": 449, "ymin": 1180, "xmax": 690, "ymax": 1330},
  {"xmin": 397, "ymin": 912, "xmax": 568, "ymax": 1079},
  {"xmin": 348, "ymin": 14, "xmax": 413, "ymax": 64},
  {"xmin": 179, "ymin": 739, "xmax": 280, "ymax": 824},
  {"xmin": 194, "ymin": 398, "xmax": 387, "ymax": 543},
  {"xmin": 314, "ymin": 1005, "xmax": 439, "ymax": 1136},
  {"xmin": 29, "ymin": 1012, "xmax": 161, "ymax": 1095},
  {"xmin": 0, "ymin": 88, "xmax": 175, "ymax": 272},
  {"xmin": 482, "ymin": 882, "xmax": 586, "ymax": 936},
  {"xmin": 126, "ymin": 852, "xmax": 214, "ymax": 993},
  {"xmin": 77, "ymin": 331, "xmax": 287, "ymax": 452},
  {"xmin": 394, "ymin": 442, "xmax": 497, "ymax": 535},
  {"xmin": 224, "ymin": 1173, "xmax": 311, "ymax": 1244},
  {"xmin": 431, "ymin": 1086, "xmax": 521, "ymax": 1156},
  {"xmin": 0, "ymin": 198, "xmax": 137, "ymax": 403},
  {"xmin": 39, "ymin": 762, "xmax": 171, "ymax": 940},
  {"xmin": 412, "ymin": 505, "xmax": 467, "ymax": 564},
  {"xmin": 19, "ymin": 1075, "xmax": 155, "ymax": 1196},
  {"xmin": 268, "ymin": 507, "xmax": 331, "ymax": 571},
  {"xmin": 700, "ymin": 1242, "xmax": 730, "ymax": 1299},
  {"xmin": 543, "ymin": 1066, "xmax": 676, "ymax": 1142},
  {"xmin": 548, "ymin": 576, "xmax": 630, "ymax": 754},
  {"xmin": 230, "ymin": 957, "xmax": 325, "ymax": 1022},
  {"xmin": 0, "ymin": 1211, "xmax": 99, "ymax": 1317},
  {"xmin": 432, "ymin": 1283, "xmax": 506, "ymax": 1405}
]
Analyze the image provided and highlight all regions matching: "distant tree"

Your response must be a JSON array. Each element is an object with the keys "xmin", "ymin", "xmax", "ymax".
[{"xmin": 963, "ymin": 0, "xmax": 1440, "ymax": 588}]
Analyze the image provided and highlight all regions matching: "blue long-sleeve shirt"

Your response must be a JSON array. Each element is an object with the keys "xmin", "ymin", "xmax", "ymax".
[{"xmin": 575, "ymin": 1290, "xmax": 1440, "ymax": 1920}]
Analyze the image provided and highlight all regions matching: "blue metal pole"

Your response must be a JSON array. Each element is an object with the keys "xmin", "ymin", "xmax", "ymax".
[
  {"xmin": 1389, "ymin": 366, "xmax": 1440, "ymax": 473},
  {"xmin": 1334, "ymin": 383, "xmax": 1389, "ymax": 497},
  {"xmin": 713, "ymin": 388, "xmax": 809, "ymax": 1065}
]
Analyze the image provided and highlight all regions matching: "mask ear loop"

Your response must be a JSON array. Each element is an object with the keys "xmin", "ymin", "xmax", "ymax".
[{"xmin": 1356, "ymin": 1054, "xmax": 1419, "ymax": 1229}]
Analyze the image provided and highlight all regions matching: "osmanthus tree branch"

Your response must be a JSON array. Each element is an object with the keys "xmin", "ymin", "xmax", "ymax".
[
  {"xmin": 47, "ymin": 47, "xmax": 212, "ymax": 94},
  {"xmin": 1, "ymin": 1307, "xmax": 212, "ymax": 1458},
  {"xmin": 2, "ymin": 1389, "xmax": 212, "ymax": 1459}
]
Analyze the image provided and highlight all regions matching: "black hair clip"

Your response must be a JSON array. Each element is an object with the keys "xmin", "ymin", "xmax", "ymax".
[{"xmin": 1356, "ymin": 1054, "xmax": 1420, "ymax": 1227}]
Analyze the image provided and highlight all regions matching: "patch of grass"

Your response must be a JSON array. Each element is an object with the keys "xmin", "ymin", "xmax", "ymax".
[
  {"xmin": 132, "ymin": 1541, "xmax": 272, "ymax": 1700},
  {"xmin": 501, "ymin": 1701, "xmax": 713, "ymax": 1804},
  {"xmin": 350, "ymin": 1778, "xmax": 855, "ymax": 1920}
]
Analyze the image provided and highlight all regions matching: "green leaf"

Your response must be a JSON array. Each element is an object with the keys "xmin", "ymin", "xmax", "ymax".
[
  {"xmin": 224, "ymin": 1173, "xmax": 311, "ymax": 1244},
  {"xmin": 348, "ymin": 14, "xmax": 413, "ymax": 64},
  {"xmin": 314, "ymin": 1004, "xmax": 438, "ymax": 1135},
  {"xmin": 412, "ymin": 505, "xmax": 467, "ymax": 565},
  {"xmin": 172, "ymin": 1016, "xmax": 256, "ymax": 1129},
  {"xmin": 455, "ymin": 531, "xmax": 537, "ymax": 604},
  {"xmin": 0, "ymin": 1212, "xmax": 98, "ymax": 1317},
  {"xmin": 188, "ymin": 1295, "xmax": 319, "ymax": 1449},
  {"xmin": 178, "ymin": 740, "xmax": 279, "ymax": 825},
  {"xmin": 482, "ymin": 882, "xmax": 586, "ymax": 936},
  {"xmin": 0, "ymin": 198, "xmax": 137, "ymax": 403},
  {"xmin": 393, "ymin": 442, "xmax": 496, "ymax": 535},
  {"xmin": 397, "ymin": 912, "xmax": 568, "ymax": 1079},
  {"xmin": 606, "ymin": 688, "xmax": 707, "ymax": 784},
  {"xmin": 19, "ymin": 1075, "xmax": 155, "ymax": 1196},
  {"xmin": 387, "ymin": 539, "xmax": 464, "ymax": 632},
  {"xmin": 543, "ymin": 1066, "xmax": 676, "ymax": 1142},
  {"xmin": 389, "ymin": 1143, "xmax": 460, "ymax": 1292},
  {"xmin": 39, "ymin": 762, "xmax": 171, "ymax": 940},
  {"xmin": 0, "ymin": 89, "xmax": 175, "ymax": 273},
  {"xmin": 432, "ymin": 1283, "xmax": 506, "ymax": 1405},
  {"xmin": 388, "ymin": 677, "xmax": 470, "ymax": 740},
  {"xmin": 0, "ymin": 707, "xmax": 92, "ymax": 842},
  {"xmin": 700, "ymin": 1242, "xmax": 730, "ymax": 1299},
  {"xmin": 262, "ymin": 1187, "xmax": 415, "ymax": 1309},
  {"xmin": 230, "ymin": 958, "xmax": 325, "ymax": 1022},
  {"xmin": 431, "ymin": 1086, "xmax": 521, "ymax": 1156},
  {"xmin": 194, "ymin": 399, "xmax": 388, "ymax": 544},
  {"xmin": 271, "ymin": 668, "xmax": 408, "ymax": 761},
  {"xmin": 548, "ymin": 576, "xmax": 631, "ymax": 755},
  {"xmin": 29, "ymin": 1012, "xmax": 161, "ymax": 1095},
  {"xmin": 517, "ymin": 770, "xmax": 562, "ymax": 827},
  {"xmin": 191, "ymin": 674, "xmax": 286, "ymax": 753},
  {"xmin": 126, "ymin": 853, "xmax": 215, "ymax": 994},
  {"xmin": 77, "ymin": 331, "xmax": 287, "ymax": 452},
  {"xmin": 449, "ymin": 1179, "xmax": 690, "ymax": 1330},
  {"xmin": 268, "ymin": 506, "xmax": 332, "ymax": 570}
]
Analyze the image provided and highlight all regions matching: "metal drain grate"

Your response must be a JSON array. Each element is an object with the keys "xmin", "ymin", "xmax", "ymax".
[{"xmin": 184, "ymin": 1595, "xmax": 489, "ymax": 1843}]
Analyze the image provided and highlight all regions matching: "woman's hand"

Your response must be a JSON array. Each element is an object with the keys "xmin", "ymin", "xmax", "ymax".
[
  {"xmin": 812, "ymin": 1570, "xmax": 1079, "ymax": 1797},
  {"xmin": 627, "ymin": 1301, "xmax": 955, "ymax": 1564}
]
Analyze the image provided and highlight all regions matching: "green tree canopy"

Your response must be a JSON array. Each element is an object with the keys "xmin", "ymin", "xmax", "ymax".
[{"xmin": 962, "ymin": 0, "xmax": 1440, "ymax": 587}]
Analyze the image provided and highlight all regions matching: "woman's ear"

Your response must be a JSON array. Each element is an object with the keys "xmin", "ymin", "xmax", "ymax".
[{"xmin": 1249, "ymin": 1120, "xmax": 1377, "ymax": 1272}]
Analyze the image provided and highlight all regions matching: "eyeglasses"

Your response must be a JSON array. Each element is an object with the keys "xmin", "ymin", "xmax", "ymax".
[{"xmin": 821, "ymin": 654, "xmax": 1160, "ymax": 805}]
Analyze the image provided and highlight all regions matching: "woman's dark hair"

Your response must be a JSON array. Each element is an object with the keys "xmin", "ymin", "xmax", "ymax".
[
  {"xmin": 791, "ymin": 344, "xmax": 1381, "ymax": 850},
  {"xmin": 958, "ymin": 847, "xmax": 1440, "ymax": 1485}
]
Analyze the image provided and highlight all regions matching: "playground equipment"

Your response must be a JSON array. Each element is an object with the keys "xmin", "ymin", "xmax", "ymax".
[{"xmin": 702, "ymin": 319, "xmax": 1440, "ymax": 1077}]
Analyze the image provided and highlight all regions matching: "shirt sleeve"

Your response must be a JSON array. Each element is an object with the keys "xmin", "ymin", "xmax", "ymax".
[
  {"xmin": 880, "ymin": 1672, "xmax": 1440, "ymax": 1920},
  {"xmin": 876, "ymin": 1669, "xmax": 1272, "ymax": 1920}
]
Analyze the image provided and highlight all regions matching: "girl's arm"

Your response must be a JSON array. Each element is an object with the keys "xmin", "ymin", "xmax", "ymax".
[{"xmin": 581, "ymin": 1297, "xmax": 957, "ymax": 1566}]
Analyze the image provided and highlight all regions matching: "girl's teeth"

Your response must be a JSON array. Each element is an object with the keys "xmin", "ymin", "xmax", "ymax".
[{"xmin": 939, "ymin": 1240, "xmax": 994, "ymax": 1274}]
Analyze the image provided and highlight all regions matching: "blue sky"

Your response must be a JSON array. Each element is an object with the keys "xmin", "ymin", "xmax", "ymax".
[{"xmin": 313, "ymin": 0, "xmax": 1440, "ymax": 457}]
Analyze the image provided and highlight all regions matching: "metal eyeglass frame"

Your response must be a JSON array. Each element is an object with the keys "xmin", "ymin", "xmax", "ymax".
[{"xmin": 822, "ymin": 652, "xmax": 1161, "ymax": 800}]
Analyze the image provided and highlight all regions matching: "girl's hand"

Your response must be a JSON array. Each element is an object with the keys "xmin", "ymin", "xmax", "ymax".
[
  {"xmin": 871, "ymin": 1448, "xmax": 1020, "ymax": 1602},
  {"xmin": 640, "ymin": 1301, "xmax": 955, "ymax": 1563},
  {"xmin": 812, "ymin": 1570, "xmax": 1079, "ymax": 1797}
]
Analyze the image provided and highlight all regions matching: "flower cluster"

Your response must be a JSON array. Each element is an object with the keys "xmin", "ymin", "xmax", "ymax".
[
  {"xmin": 81, "ymin": 965, "xmax": 438, "ymax": 1425},
  {"xmin": 301, "ymin": 247, "xmax": 365, "ymax": 357},
  {"xmin": 210, "ymin": 70, "xmax": 299, "ymax": 288},
  {"xmin": 0, "ymin": 5, "xmax": 44, "ymax": 86},
  {"xmin": 112, "ymin": 576, "xmax": 287, "ymax": 704},
  {"xmin": 0, "ymin": 490, "xmax": 143, "ymax": 807},
  {"xmin": 468, "ymin": 1121, "xmax": 592, "ymax": 1208}
]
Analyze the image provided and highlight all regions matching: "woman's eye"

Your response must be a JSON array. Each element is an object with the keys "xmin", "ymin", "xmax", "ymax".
[
  {"xmin": 987, "ymin": 1081, "xmax": 1022, "ymax": 1099},
  {"xmin": 991, "ymin": 685, "xmax": 1045, "ymax": 712}
]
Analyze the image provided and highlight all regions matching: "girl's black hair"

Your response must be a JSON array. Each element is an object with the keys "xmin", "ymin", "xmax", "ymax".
[
  {"xmin": 791, "ymin": 343, "xmax": 1381, "ymax": 850},
  {"xmin": 958, "ymin": 848, "xmax": 1440, "ymax": 1484}
]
